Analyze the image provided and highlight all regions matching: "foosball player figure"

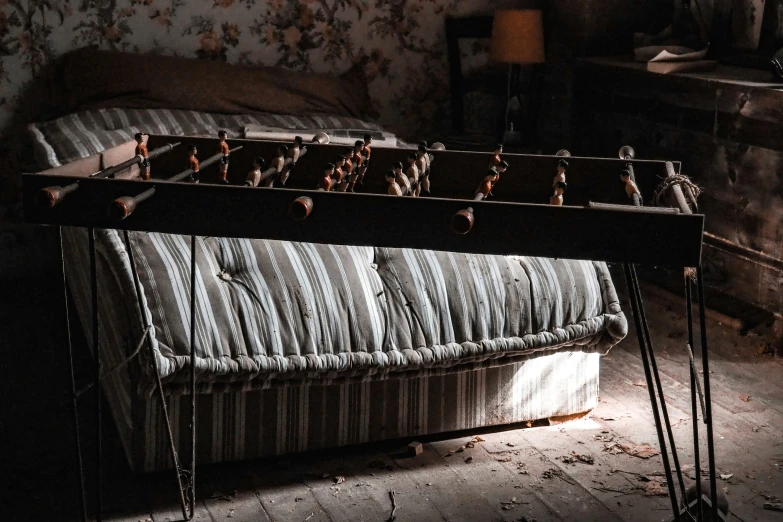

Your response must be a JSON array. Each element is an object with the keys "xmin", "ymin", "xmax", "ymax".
[
  {"xmin": 288, "ymin": 136, "xmax": 303, "ymax": 164},
  {"xmin": 553, "ymin": 158, "xmax": 568, "ymax": 188},
  {"xmin": 188, "ymin": 145, "xmax": 200, "ymax": 183},
  {"xmin": 333, "ymin": 155, "xmax": 346, "ymax": 190},
  {"xmin": 265, "ymin": 145, "xmax": 288, "ymax": 187},
  {"xmin": 245, "ymin": 156, "xmax": 267, "ymax": 187},
  {"xmin": 386, "ymin": 170, "xmax": 402, "ymax": 195},
  {"xmin": 489, "ymin": 143, "xmax": 503, "ymax": 169},
  {"xmin": 363, "ymin": 134, "xmax": 373, "ymax": 165},
  {"xmin": 215, "ymin": 130, "xmax": 230, "ymax": 184},
  {"xmin": 407, "ymin": 153, "xmax": 420, "ymax": 197},
  {"xmin": 416, "ymin": 142, "xmax": 431, "ymax": 195},
  {"xmin": 475, "ymin": 169, "xmax": 500, "ymax": 200},
  {"xmin": 318, "ymin": 163, "xmax": 335, "ymax": 191},
  {"xmin": 134, "ymin": 133, "xmax": 151, "ymax": 180},
  {"xmin": 348, "ymin": 140, "xmax": 365, "ymax": 191},
  {"xmin": 394, "ymin": 162, "xmax": 411, "ymax": 196},
  {"xmin": 280, "ymin": 136, "xmax": 303, "ymax": 186},
  {"xmin": 550, "ymin": 181, "xmax": 567, "ymax": 206},
  {"xmin": 620, "ymin": 169, "xmax": 642, "ymax": 203},
  {"xmin": 494, "ymin": 160, "xmax": 509, "ymax": 188},
  {"xmin": 341, "ymin": 149, "xmax": 354, "ymax": 191}
]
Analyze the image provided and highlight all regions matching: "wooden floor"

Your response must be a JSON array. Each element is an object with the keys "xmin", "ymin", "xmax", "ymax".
[{"xmin": 2, "ymin": 263, "xmax": 782, "ymax": 522}]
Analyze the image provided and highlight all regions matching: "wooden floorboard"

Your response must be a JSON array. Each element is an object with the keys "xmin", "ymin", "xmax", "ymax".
[
  {"xmin": 392, "ymin": 442, "xmax": 506, "ymax": 522},
  {"xmin": 428, "ymin": 436, "xmax": 561, "ymax": 521}
]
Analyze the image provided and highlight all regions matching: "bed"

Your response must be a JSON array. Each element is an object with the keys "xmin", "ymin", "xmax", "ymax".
[{"xmin": 27, "ymin": 48, "xmax": 628, "ymax": 472}]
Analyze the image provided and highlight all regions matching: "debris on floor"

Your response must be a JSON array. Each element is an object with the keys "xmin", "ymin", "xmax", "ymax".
[
  {"xmin": 387, "ymin": 489, "xmax": 398, "ymax": 521},
  {"xmin": 561, "ymin": 451, "xmax": 594, "ymax": 465},
  {"xmin": 643, "ymin": 481, "xmax": 669, "ymax": 497},
  {"xmin": 718, "ymin": 473, "xmax": 733, "ymax": 480},
  {"xmin": 500, "ymin": 497, "xmax": 529, "ymax": 510},
  {"xmin": 607, "ymin": 442, "xmax": 661, "ymax": 459},
  {"xmin": 764, "ymin": 502, "xmax": 783, "ymax": 512},
  {"xmin": 227, "ymin": 508, "xmax": 235, "ymax": 518},
  {"xmin": 496, "ymin": 456, "xmax": 512, "ymax": 462},
  {"xmin": 739, "ymin": 394, "xmax": 751, "ymax": 402},
  {"xmin": 408, "ymin": 441, "xmax": 423, "ymax": 457},
  {"xmin": 333, "ymin": 476, "xmax": 345, "ymax": 484}
]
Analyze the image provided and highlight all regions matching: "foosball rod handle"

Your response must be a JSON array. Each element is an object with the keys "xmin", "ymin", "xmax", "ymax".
[
  {"xmin": 289, "ymin": 196, "xmax": 313, "ymax": 221},
  {"xmin": 452, "ymin": 207, "xmax": 474, "ymax": 235},
  {"xmin": 35, "ymin": 142, "xmax": 182, "ymax": 209}
]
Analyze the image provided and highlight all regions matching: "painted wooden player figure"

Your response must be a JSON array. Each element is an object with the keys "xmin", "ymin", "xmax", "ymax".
[
  {"xmin": 550, "ymin": 181, "xmax": 567, "ymax": 206},
  {"xmin": 280, "ymin": 136, "xmax": 303, "ymax": 186},
  {"xmin": 363, "ymin": 134, "xmax": 373, "ymax": 164},
  {"xmin": 318, "ymin": 163, "xmax": 335, "ymax": 191},
  {"xmin": 620, "ymin": 169, "xmax": 642, "ymax": 202},
  {"xmin": 245, "ymin": 156, "xmax": 266, "ymax": 187},
  {"xmin": 340, "ymin": 149, "xmax": 354, "ymax": 192},
  {"xmin": 394, "ymin": 162, "xmax": 411, "ymax": 196},
  {"xmin": 386, "ymin": 170, "xmax": 402, "ymax": 196},
  {"xmin": 333, "ymin": 155, "xmax": 346, "ymax": 190},
  {"xmin": 347, "ymin": 140, "xmax": 365, "ymax": 191},
  {"xmin": 217, "ymin": 130, "xmax": 230, "ymax": 184},
  {"xmin": 135, "ymin": 133, "xmax": 150, "ymax": 180},
  {"xmin": 489, "ymin": 143, "xmax": 503, "ymax": 169},
  {"xmin": 407, "ymin": 153, "xmax": 420, "ymax": 197},
  {"xmin": 265, "ymin": 145, "xmax": 288, "ymax": 188},
  {"xmin": 416, "ymin": 142, "xmax": 431, "ymax": 195},
  {"xmin": 188, "ymin": 145, "xmax": 200, "ymax": 183},
  {"xmin": 553, "ymin": 159, "xmax": 568, "ymax": 188},
  {"xmin": 475, "ymin": 169, "xmax": 500, "ymax": 201}
]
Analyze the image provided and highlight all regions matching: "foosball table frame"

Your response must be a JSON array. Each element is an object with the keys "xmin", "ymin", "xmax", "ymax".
[{"xmin": 23, "ymin": 134, "xmax": 721, "ymax": 522}]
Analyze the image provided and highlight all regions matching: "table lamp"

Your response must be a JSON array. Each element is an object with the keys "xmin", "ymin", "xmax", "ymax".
[{"xmin": 490, "ymin": 9, "xmax": 545, "ymax": 145}]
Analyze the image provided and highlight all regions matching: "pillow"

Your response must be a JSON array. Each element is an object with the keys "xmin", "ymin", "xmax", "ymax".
[{"xmin": 58, "ymin": 48, "xmax": 372, "ymax": 119}]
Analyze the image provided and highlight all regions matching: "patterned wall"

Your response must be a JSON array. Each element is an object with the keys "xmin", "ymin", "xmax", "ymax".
[{"xmin": 0, "ymin": 0, "xmax": 520, "ymax": 139}]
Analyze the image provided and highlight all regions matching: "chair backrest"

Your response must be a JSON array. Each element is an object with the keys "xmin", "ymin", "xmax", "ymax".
[{"xmin": 445, "ymin": 15, "xmax": 494, "ymax": 135}]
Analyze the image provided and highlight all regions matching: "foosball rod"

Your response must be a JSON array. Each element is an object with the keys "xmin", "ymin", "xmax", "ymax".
[
  {"xmin": 109, "ymin": 146, "xmax": 243, "ymax": 220},
  {"xmin": 36, "ymin": 142, "xmax": 181, "ymax": 208}
]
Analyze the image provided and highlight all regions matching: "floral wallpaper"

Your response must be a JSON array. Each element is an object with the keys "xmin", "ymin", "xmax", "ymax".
[{"xmin": 0, "ymin": 0, "xmax": 515, "ymax": 141}]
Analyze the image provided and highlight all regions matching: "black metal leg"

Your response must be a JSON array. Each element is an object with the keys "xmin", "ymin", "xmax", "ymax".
[
  {"xmin": 685, "ymin": 277, "xmax": 702, "ymax": 522},
  {"xmin": 59, "ymin": 228, "xmax": 88, "ymax": 522},
  {"xmin": 629, "ymin": 265, "xmax": 687, "ymax": 501},
  {"xmin": 623, "ymin": 263, "xmax": 681, "ymax": 521},
  {"xmin": 123, "ymin": 231, "xmax": 190, "ymax": 520},
  {"xmin": 696, "ymin": 267, "xmax": 719, "ymax": 521},
  {"xmin": 189, "ymin": 235, "xmax": 198, "ymax": 520},
  {"xmin": 88, "ymin": 227, "xmax": 102, "ymax": 521}
]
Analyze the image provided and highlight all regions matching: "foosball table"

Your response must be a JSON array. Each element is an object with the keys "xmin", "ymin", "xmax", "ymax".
[{"xmin": 23, "ymin": 133, "xmax": 723, "ymax": 522}]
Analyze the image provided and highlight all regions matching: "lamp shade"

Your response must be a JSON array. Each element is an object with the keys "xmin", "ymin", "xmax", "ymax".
[{"xmin": 490, "ymin": 9, "xmax": 545, "ymax": 64}]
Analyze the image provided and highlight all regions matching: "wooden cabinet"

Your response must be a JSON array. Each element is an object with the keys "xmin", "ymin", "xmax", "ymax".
[{"xmin": 573, "ymin": 57, "xmax": 783, "ymax": 341}]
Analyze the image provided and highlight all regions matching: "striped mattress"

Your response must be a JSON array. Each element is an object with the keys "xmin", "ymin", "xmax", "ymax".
[
  {"xmin": 42, "ymin": 108, "xmax": 628, "ymax": 470},
  {"xmin": 64, "ymin": 228, "xmax": 627, "ymax": 398},
  {"xmin": 27, "ymin": 107, "xmax": 383, "ymax": 169}
]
